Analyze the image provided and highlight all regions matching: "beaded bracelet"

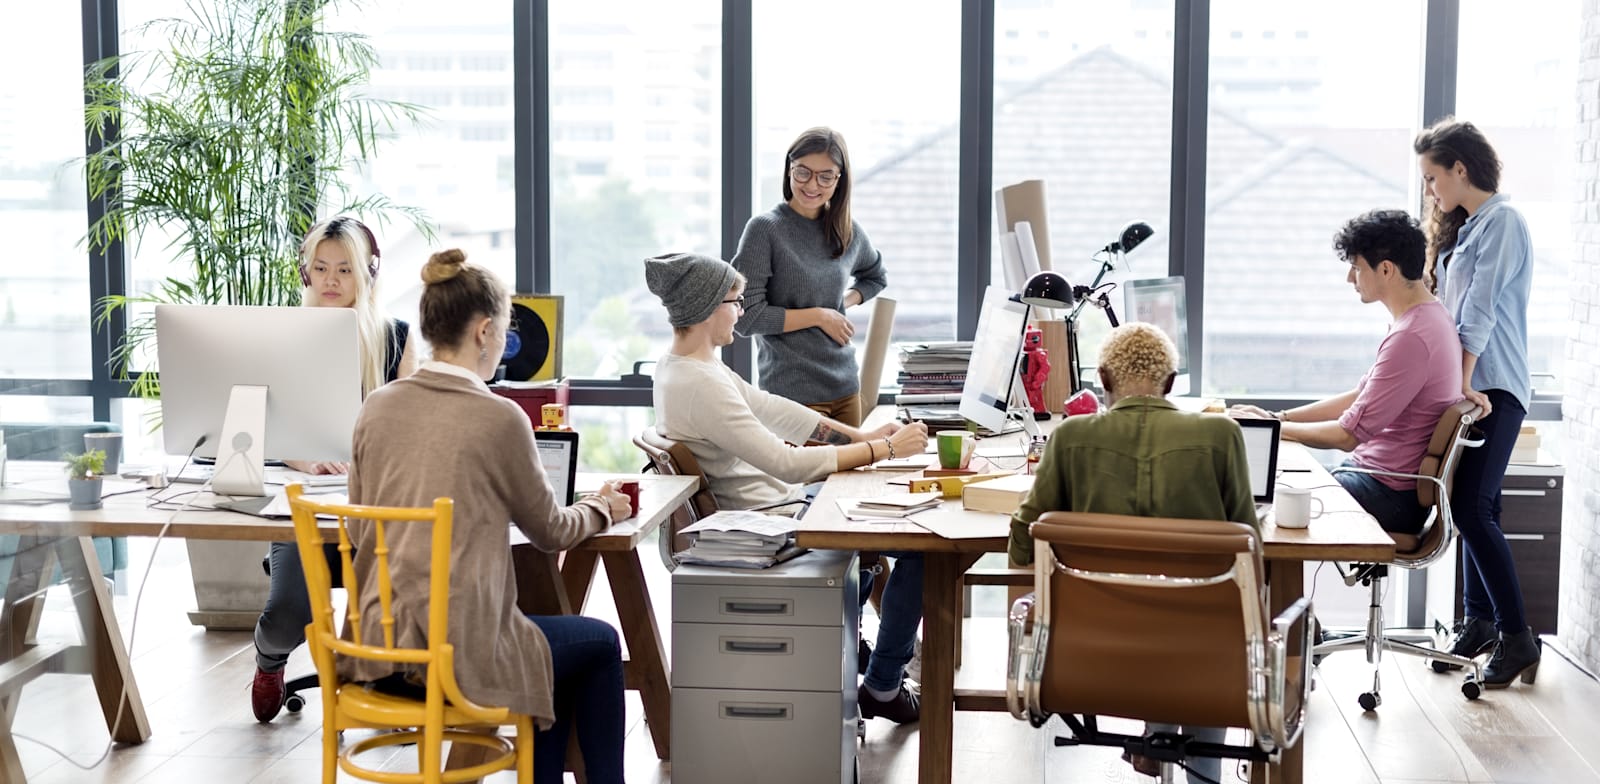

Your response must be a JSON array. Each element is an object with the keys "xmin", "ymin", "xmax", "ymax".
[{"xmin": 884, "ymin": 437, "xmax": 896, "ymax": 461}]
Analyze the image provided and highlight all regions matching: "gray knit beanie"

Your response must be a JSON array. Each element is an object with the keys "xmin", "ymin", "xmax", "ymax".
[{"xmin": 644, "ymin": 252, "xmax": 738, "ymax": 328}]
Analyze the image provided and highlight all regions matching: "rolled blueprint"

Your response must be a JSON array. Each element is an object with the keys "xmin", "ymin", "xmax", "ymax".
[{"xmin": 858, "ymin": 296, "xmax": 897, "ymax": 415}]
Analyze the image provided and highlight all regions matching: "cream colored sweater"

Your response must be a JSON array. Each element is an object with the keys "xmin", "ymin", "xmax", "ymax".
[{"xmin": 340, "ymin": 365, "xmax": 610, "ymax": 724}]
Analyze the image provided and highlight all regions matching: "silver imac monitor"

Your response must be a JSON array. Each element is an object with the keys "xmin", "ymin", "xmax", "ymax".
[
  {"xmin": 155, "ymin": 304, "xmax": 361, "ymax": 496},
  {"xmin": 1124, "ymin": 275, "xmax": 1190, "ymax": 394},
  {"xmin": 958, "ymin": 285, "xmax": 1032, "ymax": 435}
]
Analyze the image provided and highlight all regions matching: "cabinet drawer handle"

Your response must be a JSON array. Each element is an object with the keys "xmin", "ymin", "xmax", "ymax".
[
  {"xmin": 722, "ymin": 703, "xmax": 792, "ymax": 720},
  {"xmin": 722, "ymin": 637, "xmax": 793, "ymax": 655},
  {"xmin": 1503, "ymin": 533, "xmax": 1545, "ymax": 542},
  {"xmin": 722, "ymin": 599, "xmax": 793, "ymax": 616},
  {"xmin": 1501, "ymin": 489, "xmax": 1547, "ymax": 497}
]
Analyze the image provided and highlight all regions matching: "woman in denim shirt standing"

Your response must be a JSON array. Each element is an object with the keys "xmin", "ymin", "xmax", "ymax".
[{"xmin": 1415, "ymin": 118, "xmax": 1539, "ymax": 688}]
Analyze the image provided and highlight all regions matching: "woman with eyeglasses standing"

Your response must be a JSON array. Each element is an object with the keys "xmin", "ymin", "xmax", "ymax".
[{"xmin": 732, "ymin": 126, "xmax": 887, "ymax": 428}]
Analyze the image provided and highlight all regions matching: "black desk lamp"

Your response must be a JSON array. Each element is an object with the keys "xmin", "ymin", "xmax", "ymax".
[{"xmin": 1021, "ymin": 220, "xmax": 1154, "ymax": 393}]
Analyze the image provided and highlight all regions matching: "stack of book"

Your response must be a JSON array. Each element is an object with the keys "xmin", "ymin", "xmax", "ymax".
[
  {"xmin": 839, "ymin": 491, "xmax": 943, "ymax": 520},
  {"xmin": 676, "ymin": 510, "xmax": 807, "ymax": 569},
  {"xmin": 897, "ymin": 342, "xmax": 972, "ymax": 398}
]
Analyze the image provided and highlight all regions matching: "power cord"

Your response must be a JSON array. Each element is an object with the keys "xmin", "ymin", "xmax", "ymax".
[{"xmin": 11, "ymin": 435, "xmax": 210, "ymax": 771}]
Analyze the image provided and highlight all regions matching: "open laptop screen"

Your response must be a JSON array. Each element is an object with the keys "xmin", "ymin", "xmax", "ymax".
[
  {"xmin": 1236, "ymin": 418, "xmax": 1282, "ymax": 503},
  {"xmin": 534, "ymin": 430, "xmax": 580, "ymax": 505}
]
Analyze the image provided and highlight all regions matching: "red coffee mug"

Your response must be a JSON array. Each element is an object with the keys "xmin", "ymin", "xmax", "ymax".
[{"xmin": 618, "ymin": 480, "xmax": 641, "ymax": 519}]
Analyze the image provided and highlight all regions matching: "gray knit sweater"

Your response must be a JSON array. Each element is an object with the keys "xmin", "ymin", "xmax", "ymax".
[{"xmin": 732, "ymin": 203, "xmax": 887, "ymax": 404}]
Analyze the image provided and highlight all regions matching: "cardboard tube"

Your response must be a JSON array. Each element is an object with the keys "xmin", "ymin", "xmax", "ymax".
[
  {"xmin": 858, "ymin": 296, "xmax": 897, "ymax": 415},
  {"xmin": 996, "ymin": 179, "xmax": 1052, "ymax": 270},
  {"xmin": 998, "ymin": 231, "xmax": 1025, "ymax": 292}
]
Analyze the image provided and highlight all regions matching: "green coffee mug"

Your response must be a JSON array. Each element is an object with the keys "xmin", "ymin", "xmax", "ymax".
[{"xmin": 937, "ymin": 431, "xmax": 975, "ymax": 470}]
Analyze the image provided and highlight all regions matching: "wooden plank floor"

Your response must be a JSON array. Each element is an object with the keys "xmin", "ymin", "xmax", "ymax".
[{"xmin": 11, "ymin": 538, "xmax": 1600, "ymax": 783}]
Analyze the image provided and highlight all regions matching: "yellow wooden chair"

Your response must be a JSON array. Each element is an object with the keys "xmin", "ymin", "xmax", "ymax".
[{"xmin": 286, "ymin": 484, "xmax": 534, "ymax": 784}]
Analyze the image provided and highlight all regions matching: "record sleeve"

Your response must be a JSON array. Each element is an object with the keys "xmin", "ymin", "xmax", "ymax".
[{"xmin": 505, "ymin": 295, "xmax": 563, "ymax": 381}]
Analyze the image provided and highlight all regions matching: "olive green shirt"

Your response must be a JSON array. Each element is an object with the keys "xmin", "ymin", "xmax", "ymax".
[{"xmin": 1009, "ymin": 396, "xmax": 1259, "ymax": 565}]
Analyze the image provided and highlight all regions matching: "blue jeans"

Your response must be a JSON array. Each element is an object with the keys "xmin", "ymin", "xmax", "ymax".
[
  {"xmin": 1146, "ymin": 723, "xmax": 1227, "ymax": 784},
  {"xmin": 1334, "ymin": 459, "xmax": 1430, "ymax": 536},
  {"xmin": 1451, "ymin": 389, "xmax": 1528, "ymax": 634},
  {"xmin": 526, "ymin": 615, "xmax": 625, "ymax": 784},
  {"xmin": 255, "ymin": 540, "xmax": 339, "ymax": 671},
  {"xmin": 858, "ymin": 551, "xmax": 924, "ymax": 693}
]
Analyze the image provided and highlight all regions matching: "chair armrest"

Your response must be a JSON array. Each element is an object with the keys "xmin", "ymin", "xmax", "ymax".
[
  {"xmin": 1006, "ymin": 592, "xmax": 1041, "ymax": 723},
  {"xmin": 1261, "ymin": 597, "xmax": 1314, "ymax": 754}
]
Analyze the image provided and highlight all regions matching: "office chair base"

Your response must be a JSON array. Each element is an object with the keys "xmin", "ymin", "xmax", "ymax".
[
  {"xmin": 1314, "ymin": 634, "xmax": 1483, "ymax": 709},
  {"xmin": 283, "ymin": 673, "xmax": 318, "ymax": 714}
]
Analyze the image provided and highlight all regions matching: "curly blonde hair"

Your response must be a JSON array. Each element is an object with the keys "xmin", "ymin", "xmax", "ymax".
[{"xmin": 1098, "ymin": 323, "xmax": 1178, "ymax": 388}]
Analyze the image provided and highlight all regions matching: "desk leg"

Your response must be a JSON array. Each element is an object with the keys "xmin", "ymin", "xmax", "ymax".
[
  {"xmin": 1, "ymin": 539, "xmax": 53, "ymax": 783},
  {"xmin": 560, "ymin": 550, "xmax": 599, "ymax": 615},
  {"xmin": 1259, "ymin": 559, "xmax": 1304, "ymax": 784},
  {"xmin": 600, "ymin": 551, "xmax": 670, "ymax": 760},
  {"xmin": 57, "ymin": 537, "xmax": 150, "ymax": 744},
  {"xmin": 513, "ymin": 545, "xmax": 573, "ymax": 617},
  {"xmin": 919, "ymin": 552, "xmax": 981, "ymax": 784}
]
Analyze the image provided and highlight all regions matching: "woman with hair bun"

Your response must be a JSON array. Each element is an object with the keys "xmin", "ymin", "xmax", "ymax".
[
  {"xmin": 1415, "ymin": 117, "xmax": 1540, "ymax": 688},
  {"xmin": 250, "ymin": 216, "xmax": 416, "ymax": 722},
  {"xmin": 341, "ymin": 249, "xmax": 632, "ymax": 783}
]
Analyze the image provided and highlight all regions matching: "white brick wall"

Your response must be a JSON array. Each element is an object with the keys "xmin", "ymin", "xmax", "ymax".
[{"xmin": 1560, "ymin": 0, "xmax": 1600, "ymax": 674}]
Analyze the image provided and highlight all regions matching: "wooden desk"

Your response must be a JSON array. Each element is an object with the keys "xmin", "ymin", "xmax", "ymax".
[
  {"xmin": 797, "ymin": 438, "xmax": 1393, "ymax": 784},
  {"xmin": 0, "ymin": 462, "xmax": 694, "ymax": 780}
]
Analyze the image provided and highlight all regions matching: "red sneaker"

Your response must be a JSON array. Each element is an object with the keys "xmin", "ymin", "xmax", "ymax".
[{"xmin": 252, "ymin": 667, "xmax": 286, "ymax": 722}]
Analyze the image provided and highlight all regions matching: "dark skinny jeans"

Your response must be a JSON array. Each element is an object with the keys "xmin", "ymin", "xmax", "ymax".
[{"xmin": 1451, "ymin": 389, "xmax": 1529, "ymax": 634}]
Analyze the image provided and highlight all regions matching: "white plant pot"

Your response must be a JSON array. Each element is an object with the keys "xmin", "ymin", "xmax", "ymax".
[{"xmin": 67, "ymin": 477, "xmax": 103, "ymax": 510}]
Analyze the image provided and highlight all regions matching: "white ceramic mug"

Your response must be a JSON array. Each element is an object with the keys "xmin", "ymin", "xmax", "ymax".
[{"xmin": 1274, "ymin": 486, "xmax": 1324, "ymax": 529}]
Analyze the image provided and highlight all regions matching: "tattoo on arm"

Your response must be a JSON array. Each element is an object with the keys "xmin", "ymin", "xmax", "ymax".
[{"xmin": 810, "ymin": 421, "xmax": 854, "ymax": 446}]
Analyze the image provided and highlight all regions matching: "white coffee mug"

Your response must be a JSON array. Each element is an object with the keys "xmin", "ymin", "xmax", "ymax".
[{"xmin": 1273, "ymin": 486, "xmax": 1324, "ymax": 529}]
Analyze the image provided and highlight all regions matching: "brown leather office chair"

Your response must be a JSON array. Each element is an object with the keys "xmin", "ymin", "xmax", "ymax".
[
  {"xmin": 632, "ymin": 426, "xmax": 719, "ymax": 570},
  {"xmin": 1006, "ymin": 512, "xmax": 1312, "ymax": 779},
  {"xmin": 1315, "ymin": 399, "xmax": 1487, "ymax": 709}
]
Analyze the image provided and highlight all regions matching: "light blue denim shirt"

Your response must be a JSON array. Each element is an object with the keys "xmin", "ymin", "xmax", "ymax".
[{"xmin": 1436, "ymin": 192, "xmax": 1533, "ymax": 410}]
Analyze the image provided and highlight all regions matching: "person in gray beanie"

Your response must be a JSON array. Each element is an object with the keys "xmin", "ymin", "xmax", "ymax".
[
  {"xmin": 645, "ymin": 252, "xmax": 930, "ymax": 724},
  {"xmin": 644, "ymin": 252, "xmax": 740, "ymax": 329}
]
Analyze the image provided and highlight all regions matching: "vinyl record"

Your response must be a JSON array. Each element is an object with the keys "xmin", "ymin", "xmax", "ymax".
[{"xmin": 505, "ymin": 294, "xmax": 563, "ymax": 381}]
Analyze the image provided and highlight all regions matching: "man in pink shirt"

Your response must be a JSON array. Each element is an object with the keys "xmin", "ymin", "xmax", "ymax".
[{"xmin": 1232, "ymin": 209, "xmax": 1463, "ymax": 534}]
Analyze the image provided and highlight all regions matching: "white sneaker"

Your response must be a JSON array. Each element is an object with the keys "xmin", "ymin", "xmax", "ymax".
[{"xmin": 904, "ymin": 637, "xmax": 922, "ymax": 683}]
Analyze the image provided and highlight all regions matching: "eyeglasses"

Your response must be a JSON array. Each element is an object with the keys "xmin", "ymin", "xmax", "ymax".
[
  {"xmin": 721, "ymin": 295, "xmax": 745, "ymax": 307},
  {"xmin": 790, "ymin": 164, "xmax": 842, "ymax": 187}
]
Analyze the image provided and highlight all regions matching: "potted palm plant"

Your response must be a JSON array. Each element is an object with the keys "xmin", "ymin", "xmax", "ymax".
[
  {"xmin": 82, "ymin": 0, "xmax": 432, "ymax": 629},
  {"xmin": 64, "ymin": 449, "xmax": 108, "ymax": 511}
]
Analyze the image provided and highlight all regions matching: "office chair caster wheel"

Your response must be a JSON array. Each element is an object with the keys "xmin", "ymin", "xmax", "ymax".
[
  {"xmin": 1462, "ymin": 679, "xmax": 1482, "ymax": 701},
  {"xmin": 1358, "ymin": 691, "xmax": 1380, "ymax": 712},
  {"xmin": 856, "ymin": 717, "xmax": 866, "ymax": 742},
  {"xmin": 285, "ymin": 694, "xmax": 305, "ymax": 713}
]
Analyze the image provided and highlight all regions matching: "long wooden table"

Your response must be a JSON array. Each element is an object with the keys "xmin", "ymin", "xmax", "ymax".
[
  {"xmin": 0, "ymin": 463, "xmax": 695, "ymax": 781},
  {"xmin": 797, "ymin": 433, "xmax": 1393, "ymax": 784}
]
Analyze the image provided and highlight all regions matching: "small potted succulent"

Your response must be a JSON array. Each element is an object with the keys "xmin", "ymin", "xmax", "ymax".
[{"xmin": 64, "ymin": 448, "xmax": 107, "ymax": 510}]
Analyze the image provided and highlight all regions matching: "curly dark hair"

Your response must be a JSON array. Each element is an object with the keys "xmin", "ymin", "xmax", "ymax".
[
  {"xmin": 1414, "ymin": 117, "xmax": 1502, "ymax": 290},
  {"xmin": 1332, "ymin": 209, "xmax": 1427, "ymax": 281}
]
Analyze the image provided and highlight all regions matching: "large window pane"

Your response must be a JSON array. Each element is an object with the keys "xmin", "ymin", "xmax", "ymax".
[
  {"xmin": 1203, "ymin": 3, "xmax": 1423, "ymax": 397},
  {"xmin": 752, "ymin": 1, "xmax": 961, "ymax": 391},
  {"xmin": 326, "ymin": 1, "xmax": 516, "ymax": 337},
  {"xmin": 549, "ymin": 2, "xmax": 721, "ymax": 380},
  {"xmin": 1, "ymin": 2, "xmax": 89, "ymax": 380},
  {"xmin": 1456, "ymin": 1, "xmax": 1580, "ymax": 399},
  {"xmin": 992, "ymin": 0, "xmax": 1174, "ymax": 385}
]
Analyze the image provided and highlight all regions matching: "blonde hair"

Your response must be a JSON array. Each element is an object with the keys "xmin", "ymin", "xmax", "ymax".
[
  {"xmin": 1098, "ymin": 323, "xmax": 1178, "ymax": 388},
  {"xmin": 419, "ymin": 248, "xmax": 509, "ymax": 350},
  {"xmin": 299, "ymin": 217, "xmax": 389, "ymax": 397}
]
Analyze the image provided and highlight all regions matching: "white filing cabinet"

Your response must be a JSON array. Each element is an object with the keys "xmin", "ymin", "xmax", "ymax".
[{"xmin": 671, "ymin": 549, "xmax": 859, "ymax": 784}]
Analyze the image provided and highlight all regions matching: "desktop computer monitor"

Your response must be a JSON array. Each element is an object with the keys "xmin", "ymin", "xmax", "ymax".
[
  {"xmin": 958, "ymin": 285, "xmax": 1031, "ymax": 434},
  {"xmin": 1124, "ymin": 275, "xmax": 1190, "ymax": 393},
  {"xmin": 155, "ymin": 304, "xmax": 362, "ymax": 497}
]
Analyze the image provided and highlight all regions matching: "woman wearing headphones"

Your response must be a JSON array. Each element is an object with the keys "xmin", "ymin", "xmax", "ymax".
[{"xmin": 250, "ymin": 216, "xmax": 418, "ymax": 722}]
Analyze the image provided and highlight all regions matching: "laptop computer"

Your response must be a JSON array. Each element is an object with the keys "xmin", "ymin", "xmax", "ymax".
[
  {"xmin": 1236, "ymin": 417, "xmax": 1282, "ymax": 520},
  {"xmin": 534, "ymin": 430, "xmax": 580, "ymax": 505}
]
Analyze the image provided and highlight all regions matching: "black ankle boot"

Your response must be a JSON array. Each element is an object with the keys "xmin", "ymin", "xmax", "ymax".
[
  {"xmin": 1481, "ymin": 628, "xmax": 1541, "ymax": 689},
  {"xmin": 1439, "ymin": 616, "xmax": 1497, "ymax": 671}
]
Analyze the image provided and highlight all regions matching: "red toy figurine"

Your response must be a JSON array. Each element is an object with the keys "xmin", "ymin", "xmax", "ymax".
[{"xmin": 1020, "ymin": 324, "xmax": 1050, "ymax": 418}]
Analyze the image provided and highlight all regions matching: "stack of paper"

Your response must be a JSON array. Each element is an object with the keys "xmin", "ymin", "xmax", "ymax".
[
  {"xmin": 676, "ymin": 510, "xmax": 807, "ymax": 569},
  {"xmin": 838, "ymin": 491, "xmax": 943, "ymax": 520}
]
